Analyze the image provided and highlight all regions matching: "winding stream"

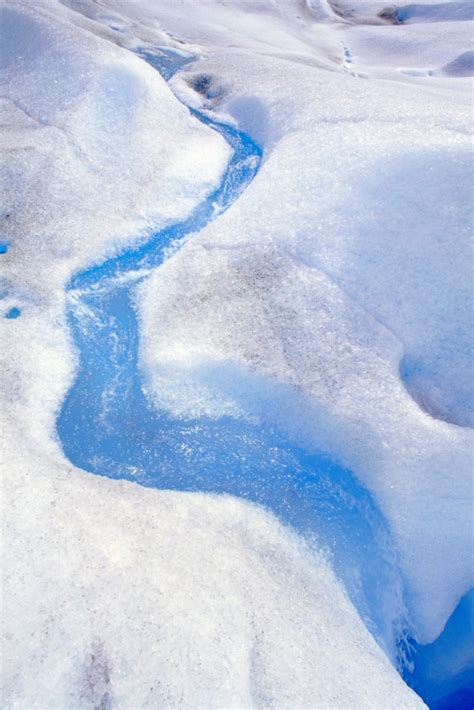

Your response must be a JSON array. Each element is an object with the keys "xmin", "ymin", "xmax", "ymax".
[{"xmin": 57, "ymin": 46, "xmax": 414, "ymax": 688}]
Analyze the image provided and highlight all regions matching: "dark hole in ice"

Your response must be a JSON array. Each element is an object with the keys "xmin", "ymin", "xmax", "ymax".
[
  {"xmin": 378, "ymin": 6, "xmax": 401, "ymax": 23},
  {"xmin": 191, "ymin": 73, "xmax": 212, "ymax": 95},
  {"xmin": 188, "ymin": 74, "xmax": 225, "ymax": 102}
]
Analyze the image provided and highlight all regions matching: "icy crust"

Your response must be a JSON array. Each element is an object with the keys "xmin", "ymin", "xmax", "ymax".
[
  {"xmin": 0, "ymin": 1, "xmax": 230, "ymax": 302},
  {"xmin": 1, "ymin": 403, "xmax": 426, "ymax": 708},
  {"xmin": 135, "ymin": 3, "xmax": 474, "ymax": 643}
]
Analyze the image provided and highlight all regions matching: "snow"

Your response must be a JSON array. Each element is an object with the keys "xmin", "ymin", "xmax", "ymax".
[{"xmin": 1, "ymin": 0, "xmax": 472, "ymax": 706}]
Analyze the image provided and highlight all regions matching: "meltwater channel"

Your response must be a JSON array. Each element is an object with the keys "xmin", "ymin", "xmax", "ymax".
[{"xmin": 55, "ymin": 48, "xmax": 472, "ymax": 709}]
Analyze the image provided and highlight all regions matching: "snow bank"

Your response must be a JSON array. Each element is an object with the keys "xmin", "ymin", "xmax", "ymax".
[{"xmin": 134, "ymin": 0, "xmax": 473, "ymax": 644}]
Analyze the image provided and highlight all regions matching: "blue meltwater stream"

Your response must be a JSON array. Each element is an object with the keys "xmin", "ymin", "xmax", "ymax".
[{"xmin": 55, "ymin": 48, "xmax": 473, "ymax": 709}]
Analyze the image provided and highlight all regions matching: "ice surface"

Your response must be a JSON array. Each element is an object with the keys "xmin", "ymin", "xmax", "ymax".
[
  {"xmin": 1, "ymin": 1, "xmax": 427, "ymax": 707},
  {"xmin": 2, "ymin": 0, "xmax": 472, "ymax": 707}
]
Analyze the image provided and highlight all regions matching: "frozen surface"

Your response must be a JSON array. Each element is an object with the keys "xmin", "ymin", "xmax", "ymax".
[{"xmin": 1, "ymin": 0, "xmax": 473, "ymax": 707}]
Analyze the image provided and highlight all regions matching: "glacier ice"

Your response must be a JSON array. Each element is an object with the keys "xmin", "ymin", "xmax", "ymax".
[{"xmin": 1, "ymin": 0, "xmax": 473, "ymax": 708}]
